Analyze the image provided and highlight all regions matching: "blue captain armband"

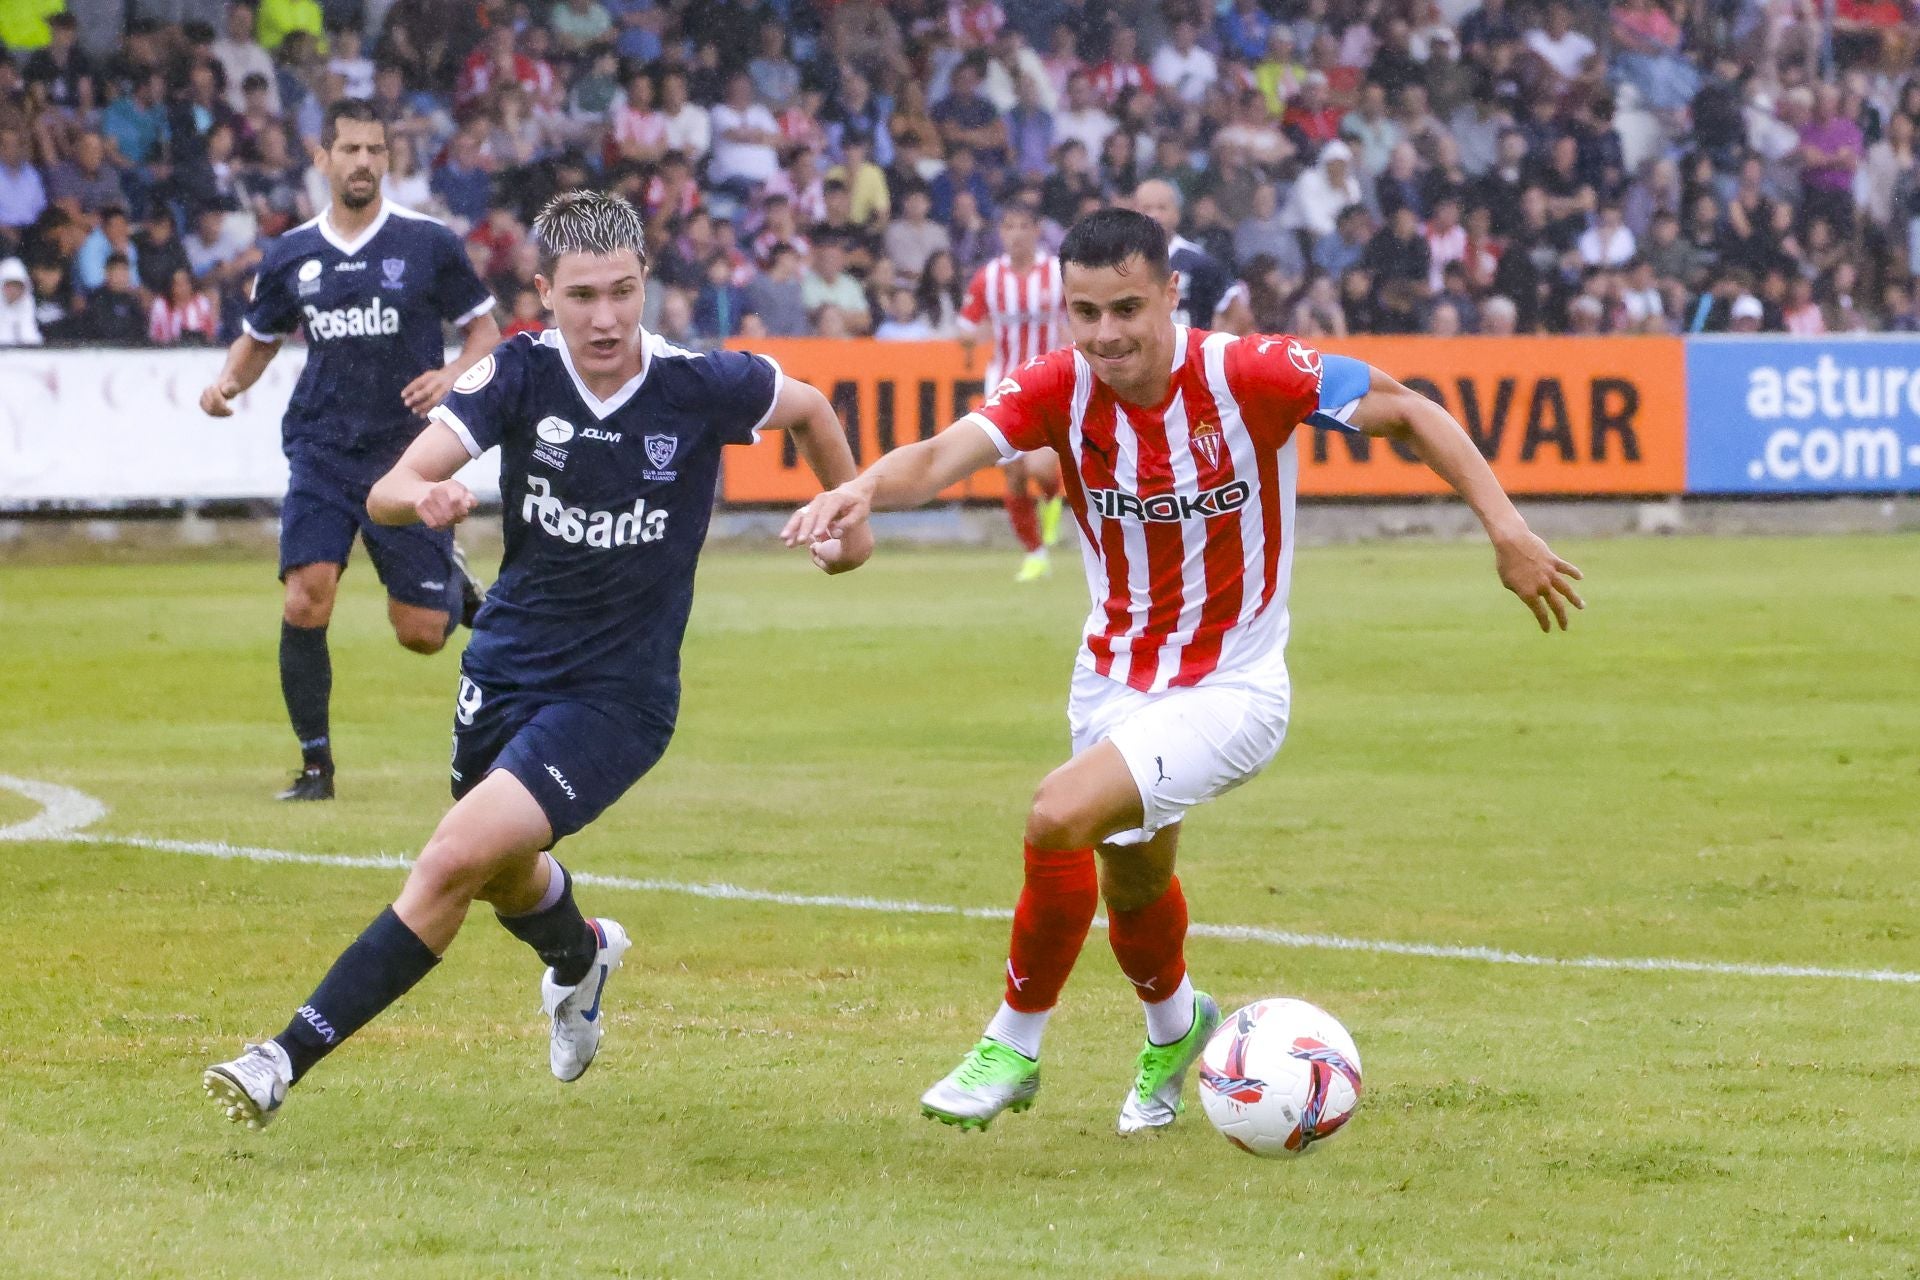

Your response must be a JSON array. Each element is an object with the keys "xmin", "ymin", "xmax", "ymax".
[{"xmin": 1305, "ymin": 354, "xmax": 1372, "ymax": 434}]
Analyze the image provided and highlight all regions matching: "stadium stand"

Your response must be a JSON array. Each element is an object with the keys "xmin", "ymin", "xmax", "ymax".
[{"xmin": 2, "ymin": 0, "xmax": 1920, "ymax": 349}]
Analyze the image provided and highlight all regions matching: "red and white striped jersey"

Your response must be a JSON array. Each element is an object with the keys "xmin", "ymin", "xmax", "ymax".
[
  {"xmin": 961, "ymin": 254, "xmax": 1065, "ymax": 388},
  {"xmin": 964, "ymin": 326, "xmax": 1333, "ymax": 693}
]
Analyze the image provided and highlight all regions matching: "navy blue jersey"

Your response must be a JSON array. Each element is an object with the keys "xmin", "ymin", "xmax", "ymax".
[
  {"xmin": 1169, "ymin": 235, "xmax": 1233, "ymax": 329},
  {"xmin": 245, "ymin": 201, "xmax": 494, "ymax": 471},
  {"xmin": 430, "ymin": 328, "xmax": 781, "ymax": 705}
]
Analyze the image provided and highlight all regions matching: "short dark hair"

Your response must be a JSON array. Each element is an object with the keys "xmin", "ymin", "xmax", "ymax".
[
  {"xmin": 320, "ymin": 98, "xmax": 384, "ymax": 149},
  {"xmin": 1058, "ymin": 208, "xmax": 1169, "ymax": 280}
]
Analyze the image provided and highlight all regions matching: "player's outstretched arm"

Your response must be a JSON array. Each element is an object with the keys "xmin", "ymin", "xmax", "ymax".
[
  {"xmin": 1348, "ymin": 366, "xmax": 1586, "ymax": 632},
  {"xmin": 198, "ymin": 333, "xmax": 279, "ymax": 418},
  {"xmin": 763, "ymin": 376, "xmax": 873, "ymax": 574},
  {"xmin": 781, "ymin": 419, "xmax": 1005, "ymax": 552},
  {"xmin": 367, "ymin": 422, "xmax": 479, "ymax": 529}
]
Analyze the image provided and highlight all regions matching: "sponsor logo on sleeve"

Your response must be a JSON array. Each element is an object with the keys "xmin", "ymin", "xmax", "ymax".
[{"xmin": 452, "ymin": 354, "xmax": 496, "ymax": 394}]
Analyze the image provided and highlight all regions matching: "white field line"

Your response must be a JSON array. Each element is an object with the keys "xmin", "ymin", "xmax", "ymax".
[{"xmin": 5, "ymin": 774, "xmax": 1917, "ymax": 986}]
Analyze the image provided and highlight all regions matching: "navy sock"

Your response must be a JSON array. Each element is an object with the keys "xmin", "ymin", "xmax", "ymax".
[
  {"xmin": 273, "ymin": 906, "xmax": 439, "ymax": 1084},
  {"xmin": 497, "ymin": 861, "xmax": 598, "ymax": 986},
  {"xmin": 279, "ymin": 620, "xmax": 333, "ymax": 771}
]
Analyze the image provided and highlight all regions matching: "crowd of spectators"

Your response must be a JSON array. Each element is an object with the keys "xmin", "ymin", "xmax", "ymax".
[{"xmin": 4, "ymin": 0, "xmax": 1920, "ymax": 351}]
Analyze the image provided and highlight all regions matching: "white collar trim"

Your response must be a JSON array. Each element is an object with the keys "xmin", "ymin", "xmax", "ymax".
[
  {"xmin": 544, "ymin": 326, "xmax": 653, "ymax": 420},
  {"xmin": 316, "ymin": 200, "xmax": 392, "ymax": 256},
  {"xmin": 1170, "ymin": 324, "xmax": 1188, "ymax": 371}
]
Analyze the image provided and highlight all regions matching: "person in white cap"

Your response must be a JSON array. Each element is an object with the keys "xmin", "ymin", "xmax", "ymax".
[
  {"xmin": 1280, "ymin": 139, "xmax": 1363, "ymax": 239},
  {"xmin": 0, "ymin": 257, "xmax": 42, "ymax": 346},
  {"xmin": 1729, "ymin": 294, "xmax": 1764, "ymax": 332}
]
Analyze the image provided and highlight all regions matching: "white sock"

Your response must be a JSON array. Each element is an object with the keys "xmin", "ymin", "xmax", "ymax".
[
  {"xmin": 983, "ymin": 1002, "xmax": 1049, "ymax": 1060},
  {"xmin": 1143, "ymin": 973, "xmax": 1196, "ymax": 1046}
]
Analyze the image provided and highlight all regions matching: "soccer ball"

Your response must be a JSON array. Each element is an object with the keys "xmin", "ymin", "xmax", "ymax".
[{"xmin": 1197, "ymin": 997, "xmax": 1363, "ymax": 1157}]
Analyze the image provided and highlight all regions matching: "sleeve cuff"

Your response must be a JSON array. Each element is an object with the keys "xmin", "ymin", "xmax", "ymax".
[
  {"xmin": 746, "ymin": 354, "xmax": 785, "ymax": 442},
  {"xmin": 1306, "ymin": 402, "xmax": 1363, "ymax": 433},
  {"xmin": 961, "ymin": 411, "xmax": 1021, "ymax": 462},
  {"xmin": 452, "ymin": 295, "xmax": 497, "ymax": 327},
  {"xmin": 242, "ymin": 319, "xmax": 286, "ymax": 344},
  {"xmin": 429, "ymin": 404, "xmax": 484, "ymax": 458}
]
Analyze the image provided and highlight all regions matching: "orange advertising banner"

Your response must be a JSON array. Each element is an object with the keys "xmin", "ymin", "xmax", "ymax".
[
  {"xmin": 723, "ymin": 335, "xmax": 1688, "ymax": 501},
  {"xmin": 1305, "ymin": 336, "xmax": 1686, "ymax": 495},
  {"xmin": 722, "ymin": 338, "xmax": 1010, "ymax": 503}
]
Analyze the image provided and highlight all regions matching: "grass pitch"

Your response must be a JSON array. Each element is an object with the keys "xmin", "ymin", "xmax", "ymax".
[{"xmin": 2, "ymin": 533, "xmax": 1917, "ymax": 1279}]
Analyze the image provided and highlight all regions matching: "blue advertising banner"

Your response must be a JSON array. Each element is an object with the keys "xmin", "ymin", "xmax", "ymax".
[{"xmin": 1686, "ymin": 337, "xmax": 1920, "ymax": 493}]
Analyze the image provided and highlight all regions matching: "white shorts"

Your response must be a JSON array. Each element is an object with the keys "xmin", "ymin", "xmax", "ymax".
[{"xmin": 1067, "ymin": 663, "xmax": 1291, "ymax": 846}]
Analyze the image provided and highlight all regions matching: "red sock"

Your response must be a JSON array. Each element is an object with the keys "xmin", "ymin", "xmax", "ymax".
[
  {"xmin": 1108, "ymin": 877, "xmax": 1189, "ymax": 1002},
  {"xmin": 1003, "ymin": 841, "xmax": 1098, "ymax": 1012},
  {"xmin": 1003, "ymin": 490, "xmax": 1042, "ymax": 552}
]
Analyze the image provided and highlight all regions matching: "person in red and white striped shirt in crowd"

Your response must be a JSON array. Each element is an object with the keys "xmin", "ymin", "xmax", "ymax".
[
  {"xmin": 784, "ymin": 208, "xmax": 1584, "ymax": 1135},
  {"xmin": 149, "ymin": 267, "xmax": 218, "ymax": 346},
  {"xmin": 458, "ymin": 26, "xmax": 558, "ymax": 108},
  {"xmin": 960, "ymin": 202, "xmax": 1067, "ymax": 581},
  {"xmin": 948, "ymin": 0, "xmax": 1006, "ymax": 48},
  {"xmin": 609, "ymin": 70, "xmax": 670, "ymax": 166},
  {"xmin": 1089, "ymin": 28, "xmax": 1155, "ymax": 107}
]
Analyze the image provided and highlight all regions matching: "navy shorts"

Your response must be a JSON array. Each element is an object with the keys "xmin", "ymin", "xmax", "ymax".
[
  {"xmin": 449, "ymin": 673, "xmax": 677, "ymax": 841},
  {"xmin": 280, "ymin": 453, "xmax": 461, "ymax": 614}
]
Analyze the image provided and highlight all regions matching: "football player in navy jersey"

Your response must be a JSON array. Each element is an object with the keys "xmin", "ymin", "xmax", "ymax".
[
  {"xmin": 202, "ymin": 190, "xmax": 869, "ymax": 1130},
  {"xmin": 198, "ymin": 99, "xmax": 502, "ymax": 803}
]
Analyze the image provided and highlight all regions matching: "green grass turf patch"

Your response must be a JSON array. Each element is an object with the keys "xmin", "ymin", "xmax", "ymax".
[{"xmin": 2, "ymin": 535, "xmax": 1917, "ymax": 1277}]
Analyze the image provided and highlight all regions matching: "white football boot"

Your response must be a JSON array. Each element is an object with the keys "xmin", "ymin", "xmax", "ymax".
[
  {"xmin": 1116, "ymin": 992, "xmax": 1222, "ymax": 1135},
  {"xmin": 541, "ymin": 918, "xmax": 631, "ymax": 1082},
  {"xmin": 203, "ymin": 1041, "xmax": 293, "ymax": 1130}
]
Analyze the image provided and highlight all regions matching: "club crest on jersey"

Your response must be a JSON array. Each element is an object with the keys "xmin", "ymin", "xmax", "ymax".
[
  {"xmin": 643, "ymin": 433, "xmax": 678, "ymax": 481},
  {"xmin": 381, "ymin": 257, "xmax": 406, "ymax": 288},
  {"xmin": 1087, "ymin": 479, "xmax": 1251, "ymax": 522},
  {"xmin": 1190, "ymin": 419, "xmax": 1223, "ymax": 469}
]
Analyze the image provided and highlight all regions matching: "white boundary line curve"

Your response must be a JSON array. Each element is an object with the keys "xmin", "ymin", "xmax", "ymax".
[{"xmin": 4, "ymin": 773, "xmax": 1917, "ymax": 986}]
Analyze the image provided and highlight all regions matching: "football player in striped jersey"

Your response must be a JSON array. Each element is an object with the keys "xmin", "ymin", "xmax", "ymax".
[{"xmin": 785, "ymin": 207, "xmax": 1583, "ymax": 1135}]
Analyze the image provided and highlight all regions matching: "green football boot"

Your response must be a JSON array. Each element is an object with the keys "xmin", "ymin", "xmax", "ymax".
[
  {"xmin": 920, "ymin": 1038, "xmax": 1041, "ymax": 1131},
  {"xmin": 1116, "ymin": 991, "xmax": 1222, "ymax": 1135}
]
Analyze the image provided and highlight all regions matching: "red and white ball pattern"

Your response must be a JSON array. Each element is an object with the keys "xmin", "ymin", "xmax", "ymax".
[{"xmin": 1198, "ymin": 997, "xmax": 1363, "ymax": 1158}]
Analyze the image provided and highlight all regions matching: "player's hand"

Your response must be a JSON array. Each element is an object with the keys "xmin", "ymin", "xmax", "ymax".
[
  {"xmin": 808, "ymin": 517, "xmax": 873, "ymax": 575},
  {"xmin": 416, "ymin": 480, "xmax": 477, "ymax": 529},
  {"xmin": 198, "ymin": 379, "xmax": 241, "ymax": 418},
  {"xmin": 1494, "ymin": 527, "xmax": 1584, "ymax": 632},
  {"xmin": 782, "ymin": 485, "xmax": 871, "ymax": 549},
  {"xmin": 401, "ymin": 366, "xmax": 460, "ymax": 415}
]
